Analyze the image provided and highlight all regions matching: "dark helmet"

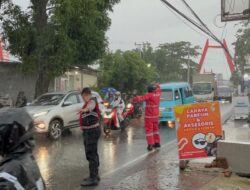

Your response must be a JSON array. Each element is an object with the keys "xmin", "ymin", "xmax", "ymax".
[
  {"xmin": 147, "ymin": 84, "xmax": 156, "ymax": 93},
  {"xmin": 0, "ymin": 108, "xmax": 34, "ymax": 156}
]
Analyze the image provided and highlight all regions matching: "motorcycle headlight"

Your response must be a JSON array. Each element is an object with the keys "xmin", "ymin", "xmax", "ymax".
[
  {"xmin": 104, "ymin": 112, "xmax": 114, "ymax": 119},
  {"xmin": 104, "ymin": 102, "xmax": 109, "ymax": 107},
  {"xmin": 33, "ymin": 111, "xmax": 49, "ymax": 118},
  {"xmin": 127, "ymin": 103, "xmax": 132, "ymax": 109}
]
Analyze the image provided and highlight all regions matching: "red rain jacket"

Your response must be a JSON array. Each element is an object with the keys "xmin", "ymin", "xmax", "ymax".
[{"xmin": 133, "ymin": 84, "xmax": 161, "ymax": 120}]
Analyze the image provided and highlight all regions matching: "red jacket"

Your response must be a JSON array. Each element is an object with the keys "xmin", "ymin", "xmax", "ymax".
[{"xmin": 133, "ymin": 84, "xmax": 161, "ymax": 120}]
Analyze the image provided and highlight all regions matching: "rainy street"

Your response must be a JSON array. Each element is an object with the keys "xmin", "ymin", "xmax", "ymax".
[{"xmin": 33, "ymin": 102, "xmax": 235, "ymax": 190}]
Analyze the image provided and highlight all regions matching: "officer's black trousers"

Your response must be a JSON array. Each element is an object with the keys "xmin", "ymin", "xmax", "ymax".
[{"xmin": 83, "ymin": 127, "xmax": 101, "ymax": 179}]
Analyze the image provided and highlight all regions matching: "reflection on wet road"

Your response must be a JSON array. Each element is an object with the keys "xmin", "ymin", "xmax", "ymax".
[{"xmin": 34, "ymin": 103, "xmax": 233, "ymax": 190}]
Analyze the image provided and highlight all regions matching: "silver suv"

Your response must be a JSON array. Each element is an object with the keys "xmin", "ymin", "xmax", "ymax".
[{"xmin": 26, "ymin": 91, "xmax": 103, "ymax": 140}]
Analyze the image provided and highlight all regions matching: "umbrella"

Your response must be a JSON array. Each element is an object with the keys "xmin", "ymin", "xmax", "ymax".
[
  {"xmin": 0, "ymin": 108, "xmax": 33, "ymax": 130},
  {"xmin": 101, "ymin": 87, "xmax": 117, "ymax": 94}
]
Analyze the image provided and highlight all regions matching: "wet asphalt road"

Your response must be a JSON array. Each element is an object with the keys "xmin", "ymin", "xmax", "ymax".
[{"xmin": 33, "ymin": 103, "xmax": 233, "ymax": 190}]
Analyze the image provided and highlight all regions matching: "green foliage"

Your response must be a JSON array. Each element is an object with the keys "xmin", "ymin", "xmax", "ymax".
[
  {"xmin": 140, "ymin": 42, "xmax": 200, "ymax": 83},
  {"xmin": 234, "ymin": 23, "xmax": 250, "ymax": 73},
  {"xmin": 99, "ymin": 50, "xmax": 157, "ymax": 94},
  {"xmin": 230, "ymin": 71, "xmax": 240, "ymax": 87},
  {"xmin": 0, "ymin": 0, "xmax": 119, "ymax": 96}
]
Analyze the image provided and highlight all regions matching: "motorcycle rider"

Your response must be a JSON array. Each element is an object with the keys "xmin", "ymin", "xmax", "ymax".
[
  {"xmin": 0, "ymin": 108, "xmax": 45, "ymax": 190},
  {"xmin": 106, "ymin": 92, "xmax": 114, "ymax": 104},
  {"xmin": 111, "ymin": 91, "xmax": 125, "ymax": 127},
  {"xmin": 133, "ymin": 84, "xmax": 161, "ymax": 151}
]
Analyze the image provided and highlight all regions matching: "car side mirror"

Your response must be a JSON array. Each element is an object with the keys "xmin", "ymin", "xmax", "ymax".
[
  {"xmin": 63, "ymin": 101, "xmax": 72, "ymax": 107},
  {"xmin": 212, "ymin": 88, "xmax": 214, "ymax": 91}
]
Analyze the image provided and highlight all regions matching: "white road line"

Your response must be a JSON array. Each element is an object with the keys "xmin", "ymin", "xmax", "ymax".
[{"xmin": 101, "ymin": 140, "xmax": 176, "ymax": 177}]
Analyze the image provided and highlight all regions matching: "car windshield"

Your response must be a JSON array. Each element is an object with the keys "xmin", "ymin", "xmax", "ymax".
[
  {"xmin": 161, "ymin": 89, "xmax": 173, "ymax": 101},
  {"xmin": 218, "ymin": 87, "xmax": 231, "ymax": 94},
  {"xmin": 193, "ymin": 83, "xmax": 212, "ymax": 95},
  {"xmin": 31, "ymin": 94, "xmax": 65, "ymax": 106}
]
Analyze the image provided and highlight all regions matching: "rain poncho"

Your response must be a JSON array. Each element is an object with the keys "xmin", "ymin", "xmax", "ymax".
[{"xmin": 0, "ymin": 108, "xmax": 45, "ymax": 190}]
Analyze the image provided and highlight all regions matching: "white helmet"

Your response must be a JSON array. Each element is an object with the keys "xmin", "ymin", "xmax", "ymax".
[{"xmin": 115, "ymin": 91, "xmax": 121, "ymax": 97}]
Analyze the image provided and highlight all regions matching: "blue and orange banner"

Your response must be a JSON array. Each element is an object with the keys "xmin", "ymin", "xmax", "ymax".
[{"xmin": 174, "ymin": 101, "xmax": 222, "ymax": 160}]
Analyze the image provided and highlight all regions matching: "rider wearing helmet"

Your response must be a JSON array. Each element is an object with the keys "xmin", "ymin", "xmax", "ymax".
[
  {"xmin": 133, "ymin": 84, "xmax": 161, "ymax": 151},
  {"xmin": 111, "ymin": 91, "xmax": 125, "ymax": 126},
  {"xmin": 0, "ymin": 108, "xmax": 45, "ymax": 190}
]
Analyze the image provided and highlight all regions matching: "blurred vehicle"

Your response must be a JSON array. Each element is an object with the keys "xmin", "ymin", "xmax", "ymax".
[
  {"xmin": 133, "ymin": 102, "xmax": 143, "ymax": 118},
  {"xmin": 233, "ymin": 96, "xmax": 249, "ymax": 120},
  {"xmin": 92, "ymin": 91, "xmax": 105, "ymax": 115},
  {"xmin": 0, "ymin": 94, "xmax": 13, "ymax": 108},
  {"xmin": 192, "ymin": 73, "xmax": 217, "ymax": 102},
  {"xmin": 215, "ymin": 86, "xmax": 232, "ymax": 103},
  {"xmin": 103, "ymin": 103, "xmax": 134, "ymax": 135},
  {"xmin": 159, "ymin": 82, "xmax": 195, "ymax": 128},
  {"xmin": 26, "ymin": 90, "xmax": 103, "ymax": 140}
]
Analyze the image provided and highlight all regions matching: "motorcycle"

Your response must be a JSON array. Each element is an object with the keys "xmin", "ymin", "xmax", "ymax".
[
  {"xmin": 102, "ymin": 103, "xmax": 134, "ymax": 135},
  {"xmin": 133, "ymin": 102, "xmax": 143, "ymax": 118}
]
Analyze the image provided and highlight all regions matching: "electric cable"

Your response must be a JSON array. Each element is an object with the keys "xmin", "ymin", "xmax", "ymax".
[{"xmin": 160, "ymin": 0, "xmax": 220, "ymax": 41}]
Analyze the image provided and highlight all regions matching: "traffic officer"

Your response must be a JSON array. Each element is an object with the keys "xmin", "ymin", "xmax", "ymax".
[
  {"xmin": 0, "ymin": 108, "xmax": 45, "ymax": 190},
  {"xmin": 80, "ymin": 88, "xmax": 101, "ymax": 186},
  {"xmin": 133, "ymin": 84, "xmax": 161, "ymax": 151}
]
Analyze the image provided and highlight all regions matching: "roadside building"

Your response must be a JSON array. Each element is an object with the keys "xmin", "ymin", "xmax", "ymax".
[
  {"xmin": 51, "ymin": 67, "xmax": 98, "ymax": 92},
  {"xmin": 0, "ymin": 62, "xmax": 98, "ymax": 104}
]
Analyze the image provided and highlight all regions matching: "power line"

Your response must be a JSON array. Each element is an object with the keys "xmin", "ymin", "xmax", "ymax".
[
  {"xmin": 164, "ymin": 3, "xmax": 210, "ymax": 39},
  {"xmin": 180, "ymin": 0, "xmax": 223, "ymax": 46},
  {"xmin": 160, "ymin": 0, "xmax": 233, "ymax": 58},
  {"xmin": 160, "ymin": 0, "xmax": 219, "ymax": 39}
]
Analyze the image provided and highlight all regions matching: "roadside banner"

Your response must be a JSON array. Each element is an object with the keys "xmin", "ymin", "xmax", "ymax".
[{"xmin": 174, "ymin": 101, "xmax": 222, "ymax": 160}]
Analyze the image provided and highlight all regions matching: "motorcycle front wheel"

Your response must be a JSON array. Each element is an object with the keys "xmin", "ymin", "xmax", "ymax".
[{"xmin": 103, "ymin": 125, "xmax": 111, "ymax": 135}]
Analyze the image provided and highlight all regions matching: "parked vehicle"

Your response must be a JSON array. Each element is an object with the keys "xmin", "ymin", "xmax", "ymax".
[
  {"xmin": 159, "ymin": 82, "xmax": 195, "ymax": 127},
  {"xmin": 26, "ymin": 90, "xmax": 104, "ymax": 140},
  {"xmin": 215, "ymin": 86, "xmax": 233, "ymax": 103},
  {"xmin": 233, "ymin": 96, "xmax": 249, "ymax": 120},
  {"xmin": 192, "ymin": 73, "xmax": 217, "ymax": 102},
  {"xmin": 103, "ymin": 103, "xmax": 134, "ymax": 135}
]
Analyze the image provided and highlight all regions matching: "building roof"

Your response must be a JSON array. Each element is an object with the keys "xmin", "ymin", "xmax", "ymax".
[{"xmin": 160, "ymin": 82, "xmax": 190, "ymax": 89}]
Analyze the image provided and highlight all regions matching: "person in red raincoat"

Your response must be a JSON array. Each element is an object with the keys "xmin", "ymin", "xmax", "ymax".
[{"xmin": 133, "ymin": 84, "xmax": 161, "ymax": 151}]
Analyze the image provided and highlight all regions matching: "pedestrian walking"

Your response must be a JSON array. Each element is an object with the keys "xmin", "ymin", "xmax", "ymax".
[
  {"xmin": 79, "ymin": 88, "xmax": 101, "ymax": 186},
  {"xmin": 133, "ymin": 84, "xmax": 161, "ymax": 151}
]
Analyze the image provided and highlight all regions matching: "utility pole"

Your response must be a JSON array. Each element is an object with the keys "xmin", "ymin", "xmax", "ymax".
[
  {"xmin": 135, "ymin": 42, "xmax": 143, "ymax": 59},
  {"xmin": 187, "ymin": 51, "xmax": 190, "ymax": 83},
  {"xmin": 135, "ymin": 42, "xmax": 150, "ymax": 59}
]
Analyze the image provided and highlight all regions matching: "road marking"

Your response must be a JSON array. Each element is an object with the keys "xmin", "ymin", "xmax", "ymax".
[
  {"xmin": 101, "ymin": 140, "xmax": 176, "ymax": 177},
  {"xmin": 101, "ymin": 104, "xmax": 232, "ymax": 178}
]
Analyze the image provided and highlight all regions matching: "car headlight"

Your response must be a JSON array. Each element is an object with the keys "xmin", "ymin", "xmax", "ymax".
[{"xmin": 33, "ymin": 111, "xmax": 49, "ymax": 118}]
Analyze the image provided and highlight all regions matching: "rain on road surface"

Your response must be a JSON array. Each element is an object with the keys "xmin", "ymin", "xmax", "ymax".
[{"xmin": 34, "ymin": 103, "xmax": 233, "ymax": 190}]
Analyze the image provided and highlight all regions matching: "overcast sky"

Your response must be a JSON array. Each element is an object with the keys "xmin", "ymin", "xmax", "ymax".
[{"xmin": 14, "ymin": 0, "xmax": 243, "ymax": 79}]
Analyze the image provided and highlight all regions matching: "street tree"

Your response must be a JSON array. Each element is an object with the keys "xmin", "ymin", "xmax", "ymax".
[
  {"xmin": 234, "ymin": 23, "xmax": 250, "ymax": 75},
  {"xmin": 139, "ymin": 42, "xmax": 200, "ymax": 83},
  {"xmin": 0, "ymin": 0, "xmax": 119, "ymax": 97},
  {"xmin": 99, "ymin": 50, "xmax": 157, "ymax": 94}
]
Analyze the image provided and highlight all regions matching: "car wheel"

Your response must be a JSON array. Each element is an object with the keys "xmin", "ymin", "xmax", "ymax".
[{"xmin": 49, "ymin": 119, "xmax": 63, "ymax": 140}]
